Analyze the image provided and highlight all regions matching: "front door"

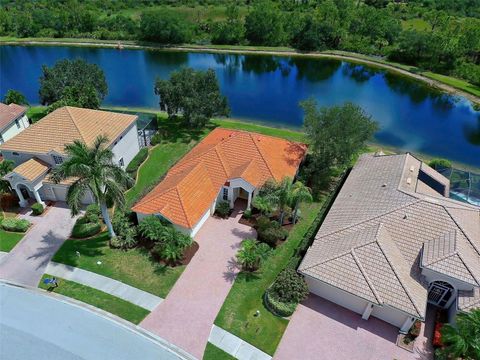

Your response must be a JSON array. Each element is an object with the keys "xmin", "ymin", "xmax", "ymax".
[
  {"xmin": 20, "ymin": 187, "xmax": 30, "ymax": 199},
  {"xmin": 428, "ymin": 281, "xmax": 454, "ymax": 308}
]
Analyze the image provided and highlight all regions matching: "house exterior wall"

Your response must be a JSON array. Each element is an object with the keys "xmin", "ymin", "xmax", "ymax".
[
  {"xmin": 111, "ymin": 123, "xmax": 140, "ymax": 169},
  {"xmin": 1, "ymin": 151, "xmax": 53, "ymax": 167},
  {"xmin": 371, "ymin": 304, "xmax": 412, "ymax": 329},
  {"xmin": 0, "ymin": 114, "xmax": 29, "ymax": 144},
  {"xmin": 40, "ymin": 183, "xmax": 94, "ymax": 204},
  {"xmin": 305, "ymin": 276, "xmax": 368, "ymax": 316}
]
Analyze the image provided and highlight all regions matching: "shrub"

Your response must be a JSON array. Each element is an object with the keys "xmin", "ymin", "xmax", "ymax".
[
  {"xmin": 236, "ymin": 238, "xmax": 271, "ymax": 272},
  {"xmin": 264, "ymin": 289, "xmax": 297, "ymax": 317},
  {"xmin": 1, "ymin": 218, "xmax": 30, "ymax": 232},
  {"xmin": 126, "ymin": 148, "xmax": 148, "ymax": 179},
  {"xmin": 428, "ymin": 158, "xmax": 452, "ymax": 170},
  {"xmin": 71, "ymin": 221, "xmax": 101, "ymax": 238},
  {"xmin": 150, "ymin": 133, "xmax": 162, "ymax": 146},
  {"xmin": 111, "ymin": 210, "xmax": 137, "ymax": 249},
  {"xmin": 243, "ymin": 209, "xmax": 252, "ymax": 219},
  {"xmin": 85, "ymin": 204, "xmax": 101, "ymax": 223},
  {"xmin": 256, "ymin": 216, "xmax": 288, "ymax": 246},
  {"xmin": 215, "ymin": 201, "xmax": 230, "ymax": 218},
  {"xmin": 138, "ymin": 215, "xmax": 165, "ymax": 242},
  {"xmin": 31, "ymin": 202, "xmax": 45, "ymax": 216},
  {"xmin": 269, "ymin": 268, "xmax": 309, "ymax": 304},
  {"xmin": 256, "ymin": 215, "xmax": 272, "ymax": 232}
]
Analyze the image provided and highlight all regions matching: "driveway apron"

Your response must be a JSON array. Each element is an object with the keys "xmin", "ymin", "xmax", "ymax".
[
  {"xmin": 140, "ymin": 210, "xmax": 256, "ymax": 359},
  {"xmin": 0, "ymin": 203, "xmax": 77, "ymax": 287}
]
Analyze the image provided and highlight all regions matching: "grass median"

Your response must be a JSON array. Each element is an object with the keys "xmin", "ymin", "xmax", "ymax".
[{"xmin": 39, "ymin": 274, "xmax": 149, "ymax": 324}]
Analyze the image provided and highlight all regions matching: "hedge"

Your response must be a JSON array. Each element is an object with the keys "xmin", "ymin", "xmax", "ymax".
[
  {"xmin": 264, "ymin": 290, "xmax": 297, "ymax": 317},
  {"xmin": 126, "ymin": 148, "xmax": 149, "ymax": 180},
  {"xmin": 71, "ymin": 220, "xmax": 101, "ymax": 238},
  {"xmin": 31, "ymin": 202, "xmax": 45, "ymax": 216},
  {"xmin": 1, "ymin": 218, "xmax": 31, "ymax": 233}
]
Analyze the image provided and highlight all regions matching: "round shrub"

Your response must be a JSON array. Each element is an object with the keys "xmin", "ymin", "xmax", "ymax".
[
  {"xmin": 1, "ymin": 218, "xmax": 31, "ymax": 232},
  {"xmin": 264, "ymin": 290, "xmax": 297, "ymax": 317},
  {"xmin": 85, "ymin": 204, "xmax": 101, "ymax": 223},
  {"xmin": 31, "ymin": 202, "xmax": 45, "ymax": 216},
  {"xmin": 269, "ymin": 268, "xmax": 309, "ymax": 304},
  {"xmin": 243, "ymin": 209, "xmax": 252, "ymax": 219},
  {"xmin": 71, "ymin": 221, "xmax": 101, "ymax": 238},
  {"xmin": 215, "ymin": 201, "xmax": 230, "ymax": 218},
  {"xmin": 150, "ymin": 133, "xmax": 162, "ymax": 146},
  {"xmin": 259, "ymin": 226, "xmax": 288, "ymax": 246}
]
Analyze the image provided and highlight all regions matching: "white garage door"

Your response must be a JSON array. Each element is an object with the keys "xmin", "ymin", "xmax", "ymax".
[{"xmin": 52, "ymin": 186, "xmax": 68, "ymax": 202}]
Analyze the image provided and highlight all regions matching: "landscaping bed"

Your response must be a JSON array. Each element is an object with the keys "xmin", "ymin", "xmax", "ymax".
[
  {"xmin": 52, "ymin": 232, "xmax": 185, "ymax": 298},
  {"xmin": 38, "ymin": 274, "xmax": 149, "ymax": 324}
]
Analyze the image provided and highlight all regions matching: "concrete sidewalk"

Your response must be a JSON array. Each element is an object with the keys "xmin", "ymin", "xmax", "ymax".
[
  {"xmin": 46, "ymin": 262, "xmax": 163, "ymax": 311},
  {"xmin": 209, "ymin": 325, "xmax": 271, "ymax": 360}
]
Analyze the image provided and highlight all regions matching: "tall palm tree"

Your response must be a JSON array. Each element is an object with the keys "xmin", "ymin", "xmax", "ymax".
[
  {"xmin": 51, "ymin": 135, "xmax": 132, "ymax": 238},
  {"xmin": 268, "ymin": 177, "xmax": 294, "ymax": 225},
  {"xmin": 291, "ymin": 181, "xmax": 313, "ymax": 224},
  {"xmin": 439, "ymin": 309, "xmax": 480, "ymax": 359}
]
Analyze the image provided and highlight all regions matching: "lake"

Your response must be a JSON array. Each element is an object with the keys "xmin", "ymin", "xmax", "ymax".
[{"xmin": 1, "ymin": 45, "xmax": 479, "ymax": 167}]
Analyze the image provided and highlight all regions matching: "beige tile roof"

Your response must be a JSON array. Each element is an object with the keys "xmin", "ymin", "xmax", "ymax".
[
  {"xmin": 300, "ymin": 153, "xmax": 480, "ymax": 318},
  {"xmin": 10, "ymin": 158, "xmax": 50, "ymax": 182},
  {"xmin": 0, "ymin": 103, "xmax": 27, "ymax": 131},
  {"xmin": 0, "ymin": 107, "xmax": 137, "ymax": 155}
]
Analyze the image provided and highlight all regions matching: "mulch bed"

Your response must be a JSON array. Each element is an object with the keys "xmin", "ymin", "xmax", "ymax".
[{"xmin": 180, "ymin": 241, "xmax": 199, "ymax": 265}]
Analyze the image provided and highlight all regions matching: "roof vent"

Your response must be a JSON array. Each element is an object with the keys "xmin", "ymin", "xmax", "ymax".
[
  {"xmin": 406, "ymin": 177, "xmax": 412, "ymax": 185},
  {"xmin": 403, "ymin": 214, "xmax": 408, "ymax": 220},
  {"xmin": 382, "ymin": 183, "xmax": 387, "ymax": 187},
  {"xmin": 410, "ymin": 166, "xmax": 415, "ymax": 172}
]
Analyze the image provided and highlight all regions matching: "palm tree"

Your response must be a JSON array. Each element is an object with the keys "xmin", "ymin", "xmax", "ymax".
[
  {"xmin": 236, "ymin": 238, "xmax": 270, "ymax": 272},
  {"xmin": 51, "ymin": 135, "xmax": 132, "ymax": 238},
  {"xmin": 439, "ymin": 309, "xmax": 480, "ymax": 359},
  {"xmin": 291, "ymin": 181, "xmax": 313, "ymax": 224},
  {"xmin": 269, "ymin": 177, "xmax": 294, "ymax": 225},
  {"xmin": 252, "ymin": 195, "xmax": 274, "ymax": 215}
]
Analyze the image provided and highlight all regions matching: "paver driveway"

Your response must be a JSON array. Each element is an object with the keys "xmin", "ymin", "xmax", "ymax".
[
  {"xmin": 274, "ymin": 294, "xmax": 434, "ymax": 360},
  {"xmin": 0, "ymin": 203, "xmax": 77, "ymax": 287},
  {"xmin": 140, "ymin": 209, "xmax": 256, "ymax": 359}
]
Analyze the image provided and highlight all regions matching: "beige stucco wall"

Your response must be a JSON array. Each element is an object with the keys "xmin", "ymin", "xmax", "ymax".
[{"xmin": 0, "ymin": 114, "xmax": 29, "ymax": 144}]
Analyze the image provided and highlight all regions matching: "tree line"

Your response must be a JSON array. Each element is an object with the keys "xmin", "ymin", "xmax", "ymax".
[{"xmin": 1, "ymin": 1, "xmax": 479, "ymax": 86}]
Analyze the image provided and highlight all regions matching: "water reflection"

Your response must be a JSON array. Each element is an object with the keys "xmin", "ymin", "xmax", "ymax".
[
  {"xmin": 464, "ymin": 116, "xmax": 480, "ymax": 146},
  {"xmin": 242, "ymin": 55, "xmax": 290, "ymax": 76},
  {"xmin": 342, "ymin": 63, "xmax": 379, "ymax": 83},
  {"xmin": 290, "ymin": 58, "xmax": 341, "ymax": 81}
]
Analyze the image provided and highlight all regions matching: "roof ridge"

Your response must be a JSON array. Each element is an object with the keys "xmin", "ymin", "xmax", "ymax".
[
  {"xmin": 351, "ymin": 249, "xmax": 383, "ymax": 304},
  {"xmin": 64, "ymin": 106, "xmax": 87, "ymax": 144},
  {"xmin": 174, "ymin": 187, "xmax": 191, "ymax": 228},
  {"xmin": 214, "ymin": 146, "xmax": 230, "ymax": 177},
  {"xmin": 248, "ymin": 132, "xmax": 275, "ymax": 179},
  {"xmin": 316, "ymin": 199, "xmax": 421, "ymax": 241},
  {"xmin": 454, "ymin": 252, "xmax": 480, "ymax": 286},
  {"xmin": 443, "ymin": 205, "xmax": 480, "ymax": 257},
  {"xmin": 374, "ymin": 237, "xmax": 422, "ymax": 317}
]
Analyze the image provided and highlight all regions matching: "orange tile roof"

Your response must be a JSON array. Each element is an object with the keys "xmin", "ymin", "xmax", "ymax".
[
  {"xmin": 0, "ymin": 106, "xmax": 137, "ymax": 155},
  {"xmin": 10, "ymin": 157, "xmax": 50, "ymax": 182},
  {"xmin": 0, "ymin": 102, "xmax": 27, "ymax": 131},
  {"xmin": 133, "ymin": 128, "xmax": 307, "ymax": 229}
]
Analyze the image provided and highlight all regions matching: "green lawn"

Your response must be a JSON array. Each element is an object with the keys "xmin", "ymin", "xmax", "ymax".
[
  {"xmin": 0, "ymin": 230, "xmax": 24, "ymax": 252},
  {"xmin": 203, "ymin": 343, "xmax": 236, "ymax": 360},
  {"xmin": 214, "ymin": 201, "xmax": 324, "ymax": 355},
  {"xmin": 26, "ymin": 106, "xmax": 48, "ymax": 123},
  {"xmin": 424, "ymin": 71, "xmax": 480, "ymax": 98},
  {"xmin": 52, "ymin": 232, "xmax": 184, "ymax": 298},
  {"xmin": 38, "ymin": 274, "xmax": 149, "ymax": 324}
]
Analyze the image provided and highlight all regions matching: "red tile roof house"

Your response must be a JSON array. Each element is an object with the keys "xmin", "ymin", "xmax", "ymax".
[
  {"xmin": 0, "ymin": 102, "xmax": 30, "ymax": 144},
  {"xmin": 0, "ymin": 107, "xmax": 139, "ymax": 208},
  {"xmin": 133, "ymin": 128, "xmax": 307, "ymax": 237},
  {"xmin": 300, "ymin": 153, "xmax": 480, "ymax": 334}
]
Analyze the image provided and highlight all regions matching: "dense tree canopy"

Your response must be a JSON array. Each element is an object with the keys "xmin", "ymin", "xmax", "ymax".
[
  {"xmin": 301, "ymin": 99, "xmax": 378, "ymax": 189},
  {"xmin": 245, "ymin": 0, "xmax": 286, "ymax": 46},
  {"xmin": 140, "ymin": 10, "xmax": 192, "ymax": 44},
  {"xmin": 39, "ymin": 59, "xmax": 107, "ymax": 109},
  {"xmin": 3, "ymin": 90, "xmax": 28, "ymax": 105},
  {"xmin": 155, "ymin": 67, "xmax": 229, "ymax": 127}
]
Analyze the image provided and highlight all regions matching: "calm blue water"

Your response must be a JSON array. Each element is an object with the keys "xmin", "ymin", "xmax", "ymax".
[{"xmin": 1, "ymin": 45, "xmax": 479, "ymax": 166}]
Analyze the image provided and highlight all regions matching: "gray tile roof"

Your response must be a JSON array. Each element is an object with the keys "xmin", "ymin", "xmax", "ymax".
[{"xmin": 300, "ymin": 153, "xmax": 480, "ymax": 318}]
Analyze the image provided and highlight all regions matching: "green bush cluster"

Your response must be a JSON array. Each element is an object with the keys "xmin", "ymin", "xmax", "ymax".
[
  {"xmin": 31, "ymin": 202, "xmax": 45, "ymax": 216},
  {"xmin": 126, "ymin": 148, "xmax": 149, "ymax": 180},
  {"xmin": 428, "ymin": 158, "xmax": 452, "ymax": 170},
  {"xmin": 264, "ymin": 289, "xmax": 297, "ymax": 317},
  {"xmin": 1, "ymin": 218, "xmax": 31, "ymax": 233},
  {"xmin": 71, "ymin": 220, "xmax": 102, "ymax": 238},
  {"xmin": 256, "ymin": 215, "xmax": 288, "ymax": 247},
  {"xmin": 111, "ymin": 210, "xmax": 137, "ymax": 249},
  {"xmin": 150, "ymin": 133, "xmax": 162, "ymax": 146},
  {"xmin": 215, "ymin": 201, "xmax": 231, "ymax": 218},
  {"xmin": 85, "ymin": 204, "xmax": 101, "ymax": 223}
]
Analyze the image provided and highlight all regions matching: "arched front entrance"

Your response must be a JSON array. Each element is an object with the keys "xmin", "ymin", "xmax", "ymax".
[{"xmin": 428, "ymin": 281, "xmax": 454, "ymax": 308}]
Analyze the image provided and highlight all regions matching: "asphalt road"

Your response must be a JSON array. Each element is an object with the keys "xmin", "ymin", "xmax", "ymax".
[{"xmin": 0, "ymin": 282, "xmax": 195, "ymax": 360}]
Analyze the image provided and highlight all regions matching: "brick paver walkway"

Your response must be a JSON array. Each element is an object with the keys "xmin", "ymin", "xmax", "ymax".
[
  {"xmin": 274, "ymin": 294, "xmax": 434, "ymax": 360},
  {"xmin": 140, "ymin": 209, "xmax": 256, "ymax": 359},
  {"xmin": 0, "ymin": 203, "xmax": 77, "ymax": 287}
]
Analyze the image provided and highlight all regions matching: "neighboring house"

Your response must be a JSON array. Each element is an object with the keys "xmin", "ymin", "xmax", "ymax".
[
  {"xmin": 133, "ymin": 128, "xmax": 307, "ymax": 237},
  {"xmin": 0, "ymin": 102, "xmax": 29, "ymax": 144},
  {"xmin": 300, "ymin": 153, "xmax": 480, "ymax": 334},
  {"xmin": 0, "ymin": 106, "xmax": 139, "ymax": 207}
]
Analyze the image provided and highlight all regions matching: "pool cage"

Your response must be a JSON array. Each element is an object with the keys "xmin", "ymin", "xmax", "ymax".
[{"xmin": 431, "ymin": 166, "xmax": 480, "ymax": 206}]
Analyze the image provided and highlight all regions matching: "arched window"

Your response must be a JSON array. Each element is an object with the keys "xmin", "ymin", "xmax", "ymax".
[{"xmin": 428, "ymin": 281, "xmax": 454, "ymax": 308}]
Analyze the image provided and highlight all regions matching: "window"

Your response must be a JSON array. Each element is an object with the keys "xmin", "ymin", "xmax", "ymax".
[
  {"xmin": 15, "ymin": 119, "xmax": 20, "ymax": 129},
  {"xmin": 12, "ymin": 152, "xmax": 19, "ymax": 156},
  {"xmin": 223, "ymin": 188, "xmax": 228, "ymax": 201},
  {"xmin": 52, "ymin": 155, "xmax": 63, "ymax": 165},
  {"xmin": 119, "ymin": 158, "xmax": 124, "ymax": 167}
]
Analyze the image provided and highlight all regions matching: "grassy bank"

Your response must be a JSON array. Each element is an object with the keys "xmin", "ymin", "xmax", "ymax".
[
  {"xmin": 52, "ymin": 232, "xmax": 184, "ymax": 298},
  {"xmin": 38, "ymin": 274, "xmax": 149, "ymax": 324},
  {"xmin": 2, "ymin": 37, "xmax": 479, "ymax": 102},
  {"xmin": 214, "ymin": 201, "xmax": 324, "ymax": 355}
]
